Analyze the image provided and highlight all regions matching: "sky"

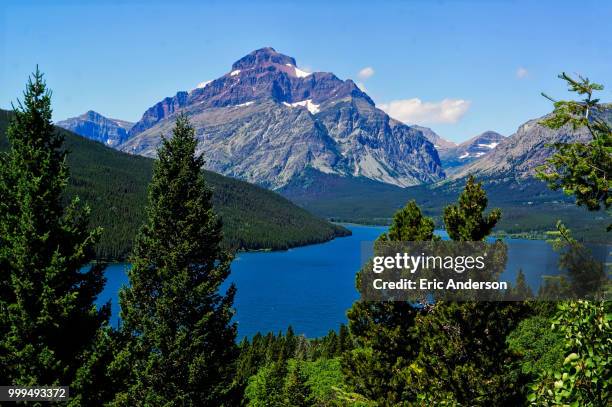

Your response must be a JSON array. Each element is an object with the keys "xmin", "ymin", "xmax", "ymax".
[{"xmin": 2, "ymin": 0, "xmax": 611, "ymax": 143}]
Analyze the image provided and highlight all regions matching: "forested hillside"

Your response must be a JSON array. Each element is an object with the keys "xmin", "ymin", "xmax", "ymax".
[
  {"xmin": 0, "ymin": 109, "xmax": 349, "ymax": 260},
  {"xmin": 281, "ymin": 168, "xmax": 608, "ymax": 242}
]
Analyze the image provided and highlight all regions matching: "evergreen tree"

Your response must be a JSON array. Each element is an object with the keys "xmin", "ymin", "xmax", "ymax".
[
  {"xmin": 337, "ymin": 324, "xmax": 352, "ymax": 354},
  {"xmin": 114, "ymin": 115, "xmax": 238, "ymax": 406},
  {"xmin": 343, "ymin": 200, "xmax": 436, "ymax": 404},
  {"xmin": 378, "ymin": 200, "xmax": 439, "ymax": 242},
  {"xmin": 0, "ymin": 69, "xmax": 109, "ymax": 387},
  {"xmin": 506, "ymin": 269, "xmax": 535, "ymax": 301},
  {"xmin": 244, "ymin": 360, "xmax": 287, "ymax": 407},
  {"xmin": 283, "ymin": 362, "xmax": 313, "ymax": 406},
  {"xmin": 411, "ymin": 177, "xmax": 529, "ymax": 405},
  {"xmin": 443, "ymin": 175, "xmax": 501, "ymax": 241},
  {"xmin": 536, "ymin": 73, "xmax": 611, "ymax": 225}
]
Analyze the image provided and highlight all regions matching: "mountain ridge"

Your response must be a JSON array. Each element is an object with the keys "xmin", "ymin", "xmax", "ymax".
[
  {"xmin": 439, "ymin": 130, "xmax": 505, "ymax": 174},
  {"xmin": 116, "ymin": 47, "xmax": 445, "ymax": 189},
  {"xmin": 57, "ymin": 110, "xmax": 134, "ymax": 147}
]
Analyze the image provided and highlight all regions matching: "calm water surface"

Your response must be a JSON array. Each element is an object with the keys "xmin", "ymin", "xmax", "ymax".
[{"xmin": 98, "ymin": 225, "xmax": 561, "ymax": 338}]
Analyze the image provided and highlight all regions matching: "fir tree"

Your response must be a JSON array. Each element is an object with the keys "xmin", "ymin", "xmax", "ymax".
[
  {"xmin": 114, "ymin": 115, "xmax": 238, "ymax": 406},
  {"xmin": 283, "ymin": 362, "xmax": 313, "ymax": 406},
  {"xmin": 0, "ymin": 68, "xmax": 109, "ymax": 387},
  {"xmin": 343, "ymin": 200, "xmax": 436, "ymax": 404},
  {"xmin": 443, "ymin": 175, "xmax": 501, "ymax": 241},
  {"xmin": 506, "ymin": 269, "xmax": 534, "ymax": 301},
  {"xmin": 411, "ymin": 177, "xmax": 529, "ymax": 405},
  {"xmin": 536, "ymin": 73, "xmax": 611, "ymax": 223},
  {"xmin": 378, "ymin": 200, "xmax": 439, "ymax": 242}
]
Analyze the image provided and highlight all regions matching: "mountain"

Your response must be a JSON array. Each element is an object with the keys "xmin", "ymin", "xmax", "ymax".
[
  {"xmin": 56, "ymin": 110, "xmax": 134, "ymax": 147},
  {"xmin": 281, "ymin": 112, "xmax": 609, "ymax": 242},
  {"xmin": 119, "ymin": 47, "xmax": 445, "ymax": 189},
  {"xmin": 439, "ymin": 131, "xmax": 504, "ymax": 173},
  {"xmin": 451, "ymin": 116, "xmax": 598, "ymax": 179},
  {"xmin": 0, "ymin": 109, "xmax": 349, "ymax": 260},
  {"xmin": 412, "ymin": 125, "xmax": 456, "ymax": 151}
]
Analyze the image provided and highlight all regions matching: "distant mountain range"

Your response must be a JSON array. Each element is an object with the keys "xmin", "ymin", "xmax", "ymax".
[
  {"xmin": 56, "ymin": 110, "xmax": 133, "ymax": 147},
  {"xmin": 439, "ymin": 131, "xmax": 505, "ymax": 174},
  {"xmin": 412, "ymin": 126, "xmax": 506, "ymax": 173},
  {"xmin": 59, "ymin": 47, "xmax": 445, "ymax": 189},
  {"xmin": 55, "ymin": 47, "xmax": 608, "ymax": 240},
  {"xmin": 452, "ymin": 117, "xmax": 592, "ymax": 179}
]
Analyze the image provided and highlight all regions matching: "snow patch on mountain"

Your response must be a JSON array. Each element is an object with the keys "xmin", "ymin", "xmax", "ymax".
[
  {"xmin": 283, "ymin": 99, "xmax": 320, "ymax": 114},
  {"xmin": 286, "ymin": 63, "xmax": 311, "ymax": 78},
  {"xmin": 195, "ymin": 80, "xmax": 212, "ymax": 89},
  {"xmin": 478, "ymin": 142, "xmax": 499, "ymax": 149}
]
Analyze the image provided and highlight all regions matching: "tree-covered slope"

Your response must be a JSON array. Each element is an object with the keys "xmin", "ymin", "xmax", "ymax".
[
  {"xmin": 280, "ymin": 168, "xmax": 608, "ymax": 242},
  {"xmin": 0, "ymin": 109, "xmax": 349, "ymax": 260}
]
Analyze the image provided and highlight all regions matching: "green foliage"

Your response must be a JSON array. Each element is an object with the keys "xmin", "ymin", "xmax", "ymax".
[
  {"xmin": 407, "ymin": 177, "xmax": 530, "ymax": 405},
  {"xmin": 283, "ymin": 168, "xmax": 609, "ymax": 242},
  {"xmin": 378, "ymin": 200, "xmax": 439, "ymax": 242},
  {"xmin": 113, "ymin": 116, "xmax": 238, "ymax": 406},
  {"xmin": 283, "ymin": 361, "xmax": 313, "ymax": 406},
  {"xmin": 529, "ymin": 301, "xmax": 611, "ymax": 406},
  {"xmin": 537, "ymin": 73, "xmax": 612, "ymax": 220},
  {"xmin": 505, "ymin": 269, "xmax": 535, "ymax": 301},
  {"xmin": 538, "ymin": 221, "xmax": 608, "ymax": 300},
  {"xmin": 507, "ymin": 315, "xmax": 564, "ymax": 377},
  {"xmin": 0, "ymin": 69, "xmax": 109, "ymax": 387},
  {"xmin": 238, "ymin": 327, "xmax": 353, "ymax": 406},
  {"xmin": 245, "ymin": 357, "xmax": 348, "ymax": 407},
  {"xmin": 411, "ymin": 301, "xmax": 529, "ymax": 405},
  {"xmin": 343, "ymin": 200, "xmax": 436, "ymax": 404},
  {"xmin": 301, "ymin": 357, "xmax": 344, "ymax": 404},
  {"xmin": 0, "ymin": 108, "xmax": 350, "ymax": 260},
  {"xmin": 443, "ymin": 175, "xmax": 502, "ymax": 241},
  {"xmin": 236, "ymin": 326, "xmax": 350, "ymax": 394},
  {"xmin": 245, "ymin": 360, "xmax": 288, "ymax": 406}
]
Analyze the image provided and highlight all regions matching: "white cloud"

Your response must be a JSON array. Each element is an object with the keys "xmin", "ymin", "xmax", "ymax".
[
  {"xmin": 357, "ymin": 66, "xmax": 375, "ymax": 80},
  {"xmin": 378, "ymin": 98, "xmax": 471, "ymax": 125},
  {"xmin": 516, "ymin": 67, "xmax": 529, "ymax": 79},
  {"xmin": 356, "ymin": 82, "xmax": 367, "ymax": 92}
]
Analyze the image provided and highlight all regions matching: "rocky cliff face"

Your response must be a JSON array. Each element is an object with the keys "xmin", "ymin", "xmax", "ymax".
[
  {"xmin": 56, "ymin": 110, "xmax": 133, "ymax": 147},
  {"xmin": 439, "ymin": 130, "xmax": 504, "ymax": 174},
  {"xmin": 412, "ymin": 125, "xmax": 456, "ymax": 151},
  {"xmin": 120, "ymin": 47, "xmax": 444, "ymax": 189}
]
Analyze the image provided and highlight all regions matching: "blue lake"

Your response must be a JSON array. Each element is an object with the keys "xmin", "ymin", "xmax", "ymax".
[{"xmin": 98, "ymin": 225, "xmax": 563, "ymax": 338}]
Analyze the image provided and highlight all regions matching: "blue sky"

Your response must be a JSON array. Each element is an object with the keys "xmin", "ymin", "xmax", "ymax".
[{"xmin": 2, "ymin": 0, "xmax": 611, "ymax": 142}]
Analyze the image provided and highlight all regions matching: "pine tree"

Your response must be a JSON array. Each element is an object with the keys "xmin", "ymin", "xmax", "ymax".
[
  {"xmin": 506, "ymin": 269, "xmax": 534, "ymax": 301},
  {"xmin": 114, "ymin": 115, "xmax": 238, "ymax": 406},
  {"xmin": 343, "ymin": 200, "xmax": 436, "ymax": 404},
  {"xmin": 378, "ymin": 200, "xmax": 439, "ymax": 242},
  {"xmin": 411, "ymin": 177, "xmax": 529, "ymax": 405},
  {"xmin": 283, "ymin": 362, "xmax": 313, "ymax": 407},
  {"xmin": 443, "ymin": 175, "xmax": 501, "ymax": 241},
  {"xmin": 0, "ymin": 68, "xmax": 109, "ymax": 386},
  {"xmin": 536, "ymin": 73, "xmax": 611, "ymax": 224}
]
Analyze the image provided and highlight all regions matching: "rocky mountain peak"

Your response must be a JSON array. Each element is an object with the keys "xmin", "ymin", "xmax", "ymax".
[
  {"xmin": 57, "ymin": 110, "xmax": 133, "ymax": 147},
  {"xmin": 128, "ymin": 48, "xmax": 374, "ymax": 137},
  {"xmin": 437, "ymin": 130, "xmax": 504, "ymax": 174},
  {"xmin": 231, "ymin": 47, "xmax": 297, "ymax": 70},
  {"xmin": 82, "ymin": 110, "xmax": 103, "ymax": 121},
  {"xmin": 116, "ymin": 48, "xmax": 445, "ymax": 189}
]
